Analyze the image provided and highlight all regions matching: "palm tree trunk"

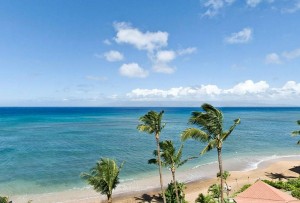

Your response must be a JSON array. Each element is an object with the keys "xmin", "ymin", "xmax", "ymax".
[
  {"xmin": 156, "ymin": 135, "xmax": 166, "ymax": 203},
  {"xmin": 107, "ymin": 194, "xmax": 112, "ymax": 203},
  {"xmin": 217, "ymin": 147, "xmax": 224, "ymax": 203},
  {"xmin": 172, "ymin": 169, "xmax": 180, "ymax": 203}
]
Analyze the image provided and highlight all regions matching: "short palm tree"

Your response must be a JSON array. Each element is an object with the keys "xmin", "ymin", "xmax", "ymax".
[
  {"xmin": 149, "ymin": 140, "xmax": 196, "ymax": 203},
  {"xmin": 181, "ymin": 103, "xmax": 240, "ymax": 203},
  {"xmin": 137, "ymin": 110, "xmax": 166, "ymax": 203},
  {"xmin": 81, "ymin": 158, "xmax": 124, "ymax": 203},
  {"xmin": 292, "ymin": 120, "xmax": 300, "ymax": 144}
]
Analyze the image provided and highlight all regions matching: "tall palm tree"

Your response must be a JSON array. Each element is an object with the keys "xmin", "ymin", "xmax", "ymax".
[
  {"xmin": 148, "ymin": 140, "xmax": 196, "ymax": 203},
  {"xmin": 292, "ymin": 120, "xmax": 300, "ymax": 144},
  {"xmin": 137, "ymin": 110, "xmax": 166, "ymax": 203},
  {"xmin": 181, "ymin": 103, "xmax": 240, "ymax": 203},
  {"xmin": 81, "ymin": 158, "xmax": 124, "ymax": 203}
]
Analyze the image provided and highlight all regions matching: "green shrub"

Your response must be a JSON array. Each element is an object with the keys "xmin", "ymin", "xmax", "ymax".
[
  {"xmin": 232, "ymin": 184, "xmax": 251, "ymax": 197},
  {"xmin": 208, "ymin": 184, "xmax": 221, "ymax": 199},
  {"xmin": 292, "ymin": 189, "xmax": 300, "ymax": 199},
  {"xmin": 195, "ymin": 193, "xmax": 216, "ymax": 203},
  {"xmin": 0, "ymin": 196, "xmax": 9, "ymax": 203},
  {"xmin": 164, "ymin": 181, "xmax": 188, "ymax": 203}
]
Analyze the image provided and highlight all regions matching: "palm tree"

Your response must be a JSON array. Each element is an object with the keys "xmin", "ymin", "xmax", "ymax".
[
  {"xmin": 149, "ymin": 140, "xmax": 196, "ymax": 203},
  {"xmin": 181, "ymin": 103, "xmax": 240, "ymax": 203},
  {"xmin": 137, "ymin": 110, "xmax": 167, "ymax": 203},
  {"xmin": 292, "ymin": 120, "xmax": 300, "ymax": 144},
  {"xmin": 81, "ymin": 158, "xmax": 124, "ymax": 203}
]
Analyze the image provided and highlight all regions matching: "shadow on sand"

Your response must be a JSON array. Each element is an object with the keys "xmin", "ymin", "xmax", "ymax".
[
  {"xmin": 265, "ymin": 172, "xmax": 296, "ymax": 180},
  {"xmin": 134, "ymin": 194, "xmax": 163, "ymax": 203},
  {"xmin": 289, "ymin": 166, "xmax": 300, "ymax": 175}
]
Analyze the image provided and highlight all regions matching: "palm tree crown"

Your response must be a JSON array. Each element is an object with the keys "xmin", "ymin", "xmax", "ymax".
[
  {"xmin": 137, "ymin": 110, "xmax": 166, "ymax": 203},
  {"xmin": 292, "ymin": 120, "xmax": 300, "ymax": 144},
  {"xmin": 81, "ymin": 158, "xmax": 124, "ymax": 203},
  {"xmin": 181, "ymin": 103, "xmax": 240, "ymax": 203}
]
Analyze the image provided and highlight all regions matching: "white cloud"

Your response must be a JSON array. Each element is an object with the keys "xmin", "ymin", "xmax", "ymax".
[
  {"xmin": 265, "ymin": 53, "xmax": 282, "ymax": 64},
  {"xmin": 177, "ymin": 47, "xmax": 197, "ymax": 55},
  {"xmin": 156, "ymin": 50, "xmax": 176, "ymax": 63},
  {"xmin": 202, "ymin": 0, "xmax": 235, "ymax": 17},
  {"xmin": 224, "ymin": 80, "xmax": 269, "ymax": 95},
  {"xmin": 85, "ymin": 76, "xmax": 108, "ymax": 81},
  {"xmin": 282, "ymin": 1, "xmax": 300, "ymax": 13},
  {"xmin": 282, "ymin": 48, "xmax": 300, "ymax": 60},
  {"xmin": 246, "ymin": 0, "xmax": 262, "ymax": 7},
  {"xmin": 104, "ymin": 50, "xmax": 124, "ymax": 62},
  {"xmin": 225, "ymin": 28, "xmax": 252, "ymax": 44},
  {"xmin": 119, "ymin": 63, "xmax": 149, "ymax": 78},
  {"xmin": 126, "ymin": 80, "xmax": 300, "ymax": 102},
  {"xmin": 114, "ymin": 22, "xmax": 168, "ymax": 52},
  {"xmin": 103, "ymin": 39, "xmax": 111, "ymax": 45},
  {"xmin": 152, "ymin": 64, "xmax": 175, "ymax": 74}
]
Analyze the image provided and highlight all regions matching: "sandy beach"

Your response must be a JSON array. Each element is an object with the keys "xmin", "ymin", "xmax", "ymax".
[{"xmin": 10, "ymin": 156, "xmax": 300, "ymax": 203}]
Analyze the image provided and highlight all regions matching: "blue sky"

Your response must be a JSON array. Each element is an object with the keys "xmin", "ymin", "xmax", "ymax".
[{"xmin": 0, "ymin": 0, "xmax": 300, "ymax": 106}]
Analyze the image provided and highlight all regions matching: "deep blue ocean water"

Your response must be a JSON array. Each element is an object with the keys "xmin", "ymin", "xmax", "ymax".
[{"xmin": 0, "ymin": 107, "xmax": 299, "ymax": 195}]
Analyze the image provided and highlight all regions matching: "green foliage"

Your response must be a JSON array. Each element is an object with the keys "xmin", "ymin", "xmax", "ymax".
[
  {"xmin": 292, "ymin": 120, "xmax": 300, "ymax": 144},
  {"xmin": 0, "ymin": 196, "xmax": 9, "ymax": 203},
  {"xmin": 81, "ymin": 158, "xmax": 124, "ymax": 202},
  {"xmin": 137, "ymin": 110, "xmax": 165, "ymax": 135},
  {"xmin": 208, "ymin": 184, "xmax": 221, "ymax": 199},
  {"xmin": 181, "ymin": 104, "xmax": 240, "ymax": 203},
  {"xmin": 232, "ymin": 184, "xmax": 251, "ymax": 197},
  {"xmin": 263, "ymin": 178, "xmax": 300, "ymax": 200},
  {"xmin": 195, "ymin": 193, "xmax": 216, "ymax": 203},
  {"xmin": 217, "ymin": 171, "xmax": 230, "ymax": 181},
  {"xmin": 165, "ymin": 181, "xmax": 187, "ymax": 203},
  {"xmin": 292, "ymin": 189, "xmax": 300, "ymax": 199}
]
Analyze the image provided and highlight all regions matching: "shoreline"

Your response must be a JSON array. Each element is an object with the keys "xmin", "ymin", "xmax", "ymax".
[{"xmin": 9, "ymin": 155, "xmax": 300, "ymax": 203}]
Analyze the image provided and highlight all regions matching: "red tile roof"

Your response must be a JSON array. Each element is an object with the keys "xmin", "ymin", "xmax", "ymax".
[{"xmin": 234, "ymin": 180, "xmax": 300, "ymax": 203}]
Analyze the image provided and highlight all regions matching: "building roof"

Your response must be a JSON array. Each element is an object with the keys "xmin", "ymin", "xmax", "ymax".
[{"xmin": 234, "ymin": 180, "xmax": 300, "ymax": 203}]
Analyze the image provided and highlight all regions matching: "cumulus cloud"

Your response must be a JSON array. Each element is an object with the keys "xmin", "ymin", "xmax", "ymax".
[
  {"xmin": 265, "ymin": 53, "xmax": 282, "ymax": 64},
  {"xmin": 223, "ymin": 80, "xmax": 269, "ymax": 95},
  {"xmin": 282, "ymin": 1, "xmax": 300, "ymax": 13},
  {"xmin": 202, "ymin": 0, "xmax": 235, "ymax": 17},
  {"xmin": 225, "ymin": 28, "xmax": 252, "ymax": 44},
  {"xmin": 104, "ymin": 50, "xmax": 124, "ymax": 62},
  {"xmin": 246, "ymin": 0, "xmax": 262, "ymax": 7},
  {"xmin": 114, "ymin": 22, "xmax": 168, "ymax": 52},
  {"xmin": 119, "ymin": 63, "xmax": 149, "ymax": 78},
  {"xmin": 177, "ymin": 47, "xmax": 197, "ymax": 55},
  {"xmin": 156, "ymin": 50, "xmax": 176, "ymax": 63},
  {"xmin": 266, "ymin": 48, "xmax": 300, "ymax": 64},
  {"xmin": 282, "ymin": 48, "xmax": 300, "ymax": 60},
  {"xmin": 126, "ymin": 80, "xmax": 300, "ymax": 103},
  {"xmin": 103, "ymin": 39, "xmax": 112, "ymax": 45},
  {"xmin": 152, "ymin": 64, "xmax": 175, "ymax": 74}
]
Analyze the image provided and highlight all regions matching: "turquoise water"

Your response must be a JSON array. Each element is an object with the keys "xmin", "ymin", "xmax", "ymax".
[{"xmin": 0, "ymin": 107, "xmax": 299, "ymax": 195}]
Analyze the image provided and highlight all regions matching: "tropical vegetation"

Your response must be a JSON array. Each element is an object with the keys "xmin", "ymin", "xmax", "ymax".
[
  {"xmin": 137, "ymin": 110, "xmax": 167, "ymax": 203},
  {"xmin": 0, "ymin": 196, "xmax": 9, "ymax": 203},
  {"xmin": 165, "ymin": 181, "xmax": 188, "ymax": 203},
  {"xmin": 81, "ymin": 158, "xmax": 124, "ymax": 203},
  {"xmin": 181, "ymin": 103, "xmax": 240, "ymax": 203},
  {"xmin": 292, "ymin": 120, "xmax": 300, "ymax": 144},
  {"xmin": 148, "ymin": 140, "xmax": 196, "ymax": 203},
  {"xmin": 263, "ymin": 178, "xmax": 300, "ymax": 199}
]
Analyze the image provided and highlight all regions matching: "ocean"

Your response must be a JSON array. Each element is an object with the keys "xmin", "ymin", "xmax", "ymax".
[{"xmin": 0, "ymin": 107, "xmax": 299, "ymax": 196}]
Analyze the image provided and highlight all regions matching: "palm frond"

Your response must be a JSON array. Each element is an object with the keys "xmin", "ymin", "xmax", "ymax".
[
  {"xmin": 181, "ymin": 128, "xmax": 210, "ymax": 142},
  {"xmin": 201, "ymin": 139, "xmax": 217, "ymax": 155},
  {"xmin": 148, "ymin": 158, "xmax": 158, "ymax": 165},
  {"xmin": 292, "ymin": 130, "xmax": 300, "ymax": 136},
  {"xmin": 221, "ymin": 118, "xmax": 240, "ymax": 141}
]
